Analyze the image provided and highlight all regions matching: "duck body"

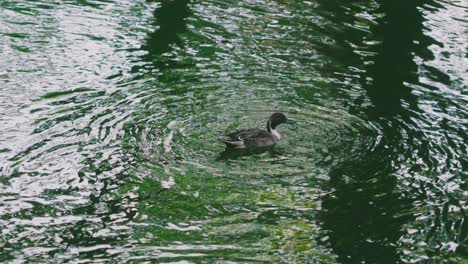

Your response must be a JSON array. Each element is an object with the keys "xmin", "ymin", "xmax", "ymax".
[
  {"xmin": 220, "ymin": 128, "xmax": 280, "ymax": 148},
  {"xmin": 220, "ymin": 113, "xmax": 294, "ymax": 149}
]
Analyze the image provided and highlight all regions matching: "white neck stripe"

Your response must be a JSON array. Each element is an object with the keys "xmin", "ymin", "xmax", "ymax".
[{"xmin": 271, "ymin": 128, "xmax": 281, "ymax": 139}]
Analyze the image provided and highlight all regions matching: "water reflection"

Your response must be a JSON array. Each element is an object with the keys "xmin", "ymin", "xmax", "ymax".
[
  {"xmin": 318, "ymin": 0, "xmax": 437, "ymax": 262},
  {"xmin": 364, "ymin": 0, "xmax": 439, "ymax": 116},
  {"xmin": 141, "ymin": 0, "xmax": 191, "ymax": 70},
  {"xmin": 217, "ymin": 146, "xmax": 278, "ymax": 160},
  {"xmin": 321, "ymin": 144, "xmax": 413, "ymax": 263},
  {"xmin": 0, "ymin": 0, "xmax": 465, "ymax": 262}
]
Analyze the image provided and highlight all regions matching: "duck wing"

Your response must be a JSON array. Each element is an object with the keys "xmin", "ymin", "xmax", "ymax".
[{"xmin": 226, "ymin": 128, "xmax": 266, "ymax": 140}]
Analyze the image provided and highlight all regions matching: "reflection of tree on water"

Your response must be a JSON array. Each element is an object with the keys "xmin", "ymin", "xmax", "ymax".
[
  {"xmin": 143, "ymin": 0, "xmax": 190, "ymax": 55},
  {"xmin": 139, "ymin": 0, "xmax": 192, "ymax": 72},
  {"xmin": 364, "ymin": 0, "xmax": 438, "ymax": 116},
  {"xmin": 317, "ymin": 0, "xmax": 439, "ymax": 263},
  {"xmin": 321, "ymin": 149, "xmax": 413, "ymax": 263}
]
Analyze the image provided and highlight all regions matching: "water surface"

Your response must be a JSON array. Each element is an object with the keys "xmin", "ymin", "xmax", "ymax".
[{"xmin": 0, "ymin": 0, "xmax": 466, "ymax": 262}]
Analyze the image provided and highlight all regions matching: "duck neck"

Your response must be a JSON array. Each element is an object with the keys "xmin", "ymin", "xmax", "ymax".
[
  {"xmin": 267, "ymin": 120, "xmax": 281, "ymax": 139},
  {"xmin": 267, "ymin": 120, "xmax": 272, "ymax": 132}
]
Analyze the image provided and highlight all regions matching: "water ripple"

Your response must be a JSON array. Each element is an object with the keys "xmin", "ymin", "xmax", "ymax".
[{"xmin": 0, "ymin": 0, "xmax": 466, "ymax": 262}]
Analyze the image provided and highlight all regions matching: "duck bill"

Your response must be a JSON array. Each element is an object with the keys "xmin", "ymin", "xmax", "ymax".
[{"xmin": 286, "ymin": 118, "xmax": 296, "ymax": 125}]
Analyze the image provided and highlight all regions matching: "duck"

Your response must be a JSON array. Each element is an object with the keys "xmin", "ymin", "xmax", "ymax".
[{"xmin": 219, "ymin": 112, "xmax": 295, "ymax": 148}]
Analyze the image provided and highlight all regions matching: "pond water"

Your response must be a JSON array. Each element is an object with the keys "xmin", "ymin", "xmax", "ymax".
[{"xmin": 0, "ymin": 0, "xmax": 466, "ymax": 262}]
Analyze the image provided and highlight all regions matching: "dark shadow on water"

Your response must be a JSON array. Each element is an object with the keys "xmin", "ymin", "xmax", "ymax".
[
  {"xmin": 143, "ymin": 0, "xmax": 191, "ymax": 56},
  {"xmin": 321, "ymin": 142, "xmax": 414, "ymax": 263},
  {"xmin": 363, "ymin": 0, "xmax": 440, "ymax": 117},
  {"xmin": 133, "ymin": 0, "xmax": 193, "ymax": 73},
  {"xmin": 216, "ymin": 146, "xmax": 279, "ymax": 161},
  {"xmin": 314, "ymin": 0, "xmax": 439, "ymax": 263}
]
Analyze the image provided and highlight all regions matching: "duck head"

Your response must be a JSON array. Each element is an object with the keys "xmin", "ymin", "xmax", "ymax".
[{"xmin": 267, "ymin": 112, "xmax": 295, "ymax": 131}]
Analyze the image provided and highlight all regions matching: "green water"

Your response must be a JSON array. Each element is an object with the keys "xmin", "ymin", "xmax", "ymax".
[{"xmin": 0, "ymin": 0, "xmax": 466, "ymax": 263}]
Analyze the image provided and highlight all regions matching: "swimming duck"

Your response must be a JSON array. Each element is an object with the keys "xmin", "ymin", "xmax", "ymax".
[{"xmin": 220, "ymin": 112, "xmax": 295, "ymax": 148}]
